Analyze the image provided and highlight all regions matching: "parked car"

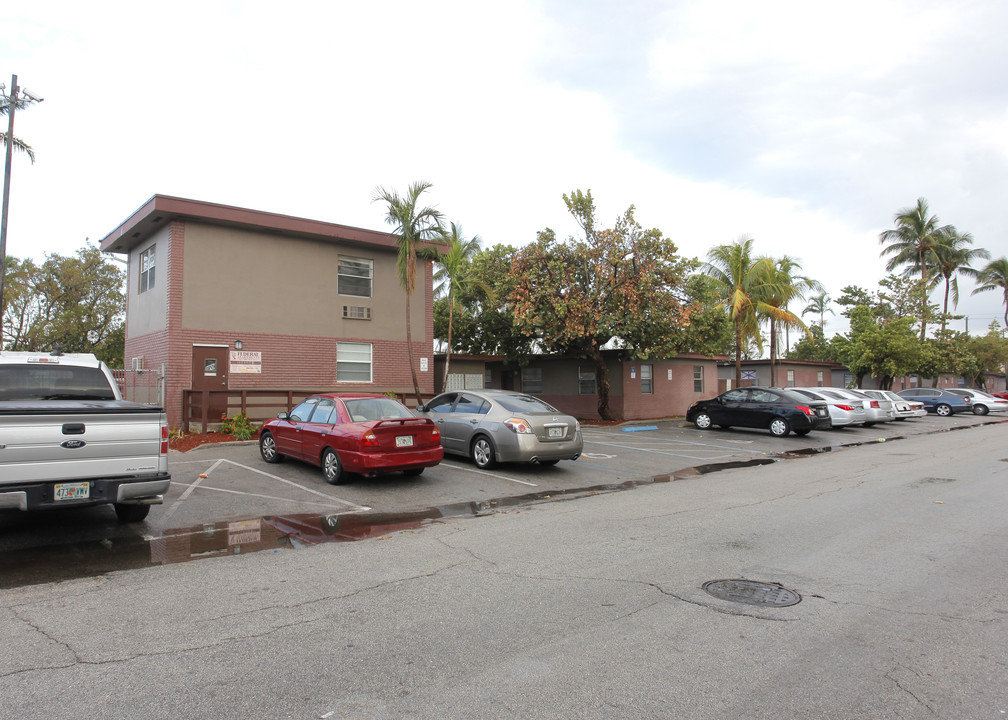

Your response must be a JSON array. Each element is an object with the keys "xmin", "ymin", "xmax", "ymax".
[
  {"xmin": 416, "ymin": 389, "xmax": 584, "ymax": 469},
  {"xmin": 991, "ymin": 391, "xmax": 1008, "ymax": 401},
  {"xmin": 943, "ymin": 388, "xmax": 1008, "ymax": 415},
  {"xmin": 259, "ymin": 393, "xmax": 443, "ymax": 484},
  {"xmin": 791, "ymin": 387, "xmax": 867, "ymax": 428},
  {"xmin": 819, "ymin": 387, "xmax": 895, "ymax": 425},
  {"xmin": 860, "ymin": 389, "xmax": 927, "ymax": 420},
  {"xmin": 896, "ymin": 388, "xmax": 973, "ymax": 416},
  {"xmin": 686, "ymin": 386, "xmax": 831, "ymax": 437}
]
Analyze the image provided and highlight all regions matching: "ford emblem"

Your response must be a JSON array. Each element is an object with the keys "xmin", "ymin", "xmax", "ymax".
[{"xmin": 61, "ymin": 440, "xmax": 87, "ymax": 449}]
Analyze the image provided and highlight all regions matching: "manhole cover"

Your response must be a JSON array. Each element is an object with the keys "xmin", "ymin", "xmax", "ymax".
[{"xmin": 702, "ymin": 579, "xmax": 801, "ymax": 607}]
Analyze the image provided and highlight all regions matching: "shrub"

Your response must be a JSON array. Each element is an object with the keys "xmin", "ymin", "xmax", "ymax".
[{"xmin": 220, "ymin": 412, "xmax": 256, "ymax": 441}]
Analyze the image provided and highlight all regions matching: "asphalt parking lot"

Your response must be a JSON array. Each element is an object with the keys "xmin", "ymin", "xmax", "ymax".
[{"xmin": 2, "ymin": 410, "xmax": 1004, "ymax": 587}]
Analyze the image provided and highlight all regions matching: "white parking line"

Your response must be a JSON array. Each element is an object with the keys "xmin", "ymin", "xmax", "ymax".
[
  {"xmin": 582, "ymin": 439, "xmax": 733, "ymax": 461},
  {"xmin": 164, "ymin": 459, "xmax": 370, "ymax": 520},
  {"xmin": 440, "ymin": 460, "xmax": 538, "ymax": 486},
  {"xmin": 167, "ymin": 481, "xmax": 367, "ymax": 510}
]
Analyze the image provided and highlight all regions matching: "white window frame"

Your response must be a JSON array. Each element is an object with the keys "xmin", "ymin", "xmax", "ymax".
[
  {"xmin": 336, "ymin": 342, "xmax": 372, "ymax": 383},
  {"xmin": 337, "ymin": 256, "xmax": 373, "ymax": 298},
  {"xmin": 139, "ymin": 245, "xmax": 155, "ymax": 294},
  {"xmin": 641, "ymin": 364, "xmax": 653, "ymax": 394},
  {"xmin": 693, "ymin": 365, "xmax": 703, "ymax": 393}
]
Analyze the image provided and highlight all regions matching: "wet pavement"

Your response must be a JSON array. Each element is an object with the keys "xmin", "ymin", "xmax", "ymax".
[{"xmin": 2, "ymin": 411, "xmax": 1005, "ymax": 588}]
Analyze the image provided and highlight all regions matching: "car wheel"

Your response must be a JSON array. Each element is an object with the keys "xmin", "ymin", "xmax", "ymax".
[
  {"xmin": 539, "ymin": 459, "xmax": 560, "ymax": 466},
  {"xmin": 404, "ymin": 468, "xmax": 424, "ymax": 477},
  {"xmin": 794, "ymin": 429, "xmax": 810, "ymax": 436},
  {"xmin": 471, "ymin": 436, "xmax": 496, "ymax": 469},
  {"xmin": 769, "ymin": 417, "xmax": 790, "ymax": 437},
  {"xmin": 973, "ymin": 404, "xmax": 989, "ymax": 416},
  {"xmin": 894, "ymin": 417, "xmax": 906, "ymax": 421},
  {"xmin": 322, "ymin": 448, "xmax": 346, "ymax": 485},
  {"xmin": 114, "ymin": 503, "xmax": 150, "ymax": 522},
  {"xmin": 863, "ymin": 422, "xmax": 875, "ymax": 427},
  {"xmin": 259, "ymin": 431, "xmax": 283, "ymax": 463},
  {"xmin": 693, "ymin": 412, "xmax": 713, "ymax": 430},
  {"xmin": 935, "ymin": 403, "xmax": 952, "ymax": 417}
]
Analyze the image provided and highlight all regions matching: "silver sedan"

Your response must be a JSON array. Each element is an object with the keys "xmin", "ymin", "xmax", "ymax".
[{"xmin": 417, "ymin": 389, "xmax": 584, "ymax": 469}]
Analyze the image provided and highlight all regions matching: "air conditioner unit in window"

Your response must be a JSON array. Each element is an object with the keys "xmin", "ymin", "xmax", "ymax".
[
  {"xmin": 131, "ymin": 357, "xmax": 144, "ymax": 371},
  {"xmin": 342, "ymin": 305, "xmax": 372, "ymax": 320}
]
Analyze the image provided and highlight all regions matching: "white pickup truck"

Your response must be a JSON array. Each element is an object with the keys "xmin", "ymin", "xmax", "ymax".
[{"xmin": 0, "ymin": 350, "xmax": 171, "ymax": 522}]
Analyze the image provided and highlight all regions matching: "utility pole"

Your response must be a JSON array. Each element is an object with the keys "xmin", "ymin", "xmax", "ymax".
[{"xmin": 0, "ymin": 74, "xmax": 43, "ymax": 350}]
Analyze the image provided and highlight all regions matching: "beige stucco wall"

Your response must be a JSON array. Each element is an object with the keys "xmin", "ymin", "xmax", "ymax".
[
  {"xmin": 126, "ymin": 224, "xmax": 171, "ymax": 337},
  {"xmin": 179, "ymin": 223, "xmax": 426, "ymax": 340}
]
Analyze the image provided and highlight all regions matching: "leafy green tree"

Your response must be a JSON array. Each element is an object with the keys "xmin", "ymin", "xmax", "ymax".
[
  {"xmin": 966, "ymin": 323, "xmax": 1008, "ymax": 389},
  {"xmin": 931, "ymin": 229, "xmax": 989, "ymax": 335},
  {"xmin": 2, "ymin": 245, "xmax": 125, "ymax": 364},
  {"xmin": 433, "ymin": 223, "xmax": 488, "ymax": 388},
  {"xmin": 786, "ymin": 325, "xmax": 839, "ymax": 363},
  {"xmin": 878, "ymin": 197, "xmax": 951, "ymax": 341},
  {"xmin": 373, "ymin": 181, "xmax": 445, "ymax": 404},
  {"xmin": 703, "ymin": 237, "xmax": 773, "ymax": 387},
  {"xmin": 972, "ymin": 257, "xmax": 1008, "ymax": 328},
  {"xmin": 838, "ymin": 306, "xmax": 921, "ymax": 389},
  {"xmin": 508, "ymin": 190, "xmax": 694, "ymax": 420},
  {"xmin": 673, "ymin": 274, "xmax": 734, "ymax": 356}
]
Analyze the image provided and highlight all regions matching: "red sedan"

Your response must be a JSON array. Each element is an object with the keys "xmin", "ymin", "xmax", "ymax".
[{"xmin": 259, "ymin": 393, "xmax": 443, "ymax": 484}]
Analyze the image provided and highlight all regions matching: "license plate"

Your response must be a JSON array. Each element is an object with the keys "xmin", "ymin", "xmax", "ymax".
[
  {"xmin": 817, "ymin": 409, "xmax": 827, "ymax": 416},
  {"xmin": 395, "ymin": 435, "xmax": 414, "ymax": 448},
  {"xmin": 548, "ymin": 427, "xmax": 564, "ymax": 438},
  {"xmin": 54, "ymin": 482, "xmax": 90, "ymax": 501}
]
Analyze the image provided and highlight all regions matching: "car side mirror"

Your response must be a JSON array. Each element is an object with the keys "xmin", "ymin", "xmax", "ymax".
[
  {"xmin": 416, "ymin": 404, "xmax": 426, "ymax": 412},
  {"xmin": 277, "ymin": 411, "xmax": 290, "ymax": 420}
]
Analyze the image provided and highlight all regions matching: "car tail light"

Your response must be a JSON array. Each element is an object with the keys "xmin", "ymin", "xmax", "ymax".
[
  {"xmin": 431, "ymin": 426, "xmax": 440, "ymax": 440},
  {"xmin": 796, "ymin": 405, "xmax": 815, "ymax": 416},
  {"xmin": 361, "ymin": 431, "xmax": 379, "ymax": 448},
  {"xmin": 869, "ymin": 400, "xmax": 880, "ymax": 408},
  {"xmin": 161, "ymin": 423, "xmax": 169, "ymax": 455},
  {"xmin": 834, "ymin": 404, "xmax": 853, "ymax": 411},
  {"xmin": 503, "ymin": 417, "xmax": 534, "ymax": 434}
]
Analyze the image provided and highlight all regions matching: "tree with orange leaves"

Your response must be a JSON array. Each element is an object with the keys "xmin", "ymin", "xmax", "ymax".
[{"xmin": 508, "ymin": 190, "xmax": 695, "ymax": 420}]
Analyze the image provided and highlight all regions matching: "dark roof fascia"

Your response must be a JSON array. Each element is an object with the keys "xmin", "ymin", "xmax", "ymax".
[{"xmin": 99, "ymin": 194, "xmax": 405, "ymax": 255}]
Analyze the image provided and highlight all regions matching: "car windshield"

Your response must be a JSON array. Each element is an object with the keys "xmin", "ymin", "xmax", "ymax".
[
  {"xmin": 494, "ymin": 394, "xmax": 560, "ymax": 414},
  {"xmin": 344, "ymin": 397, "xmax": 412, "ymax": 421}
]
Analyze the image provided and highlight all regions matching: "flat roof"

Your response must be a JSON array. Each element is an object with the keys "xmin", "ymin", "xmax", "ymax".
[{"xmin": 99, "ymin": 195, "xmax": 401, "ymax": 254}]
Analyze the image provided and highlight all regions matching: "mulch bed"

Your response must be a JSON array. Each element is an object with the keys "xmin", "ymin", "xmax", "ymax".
[{"xmin": 169, "ymin": 430, "xmax": 260, "ymax": 453}]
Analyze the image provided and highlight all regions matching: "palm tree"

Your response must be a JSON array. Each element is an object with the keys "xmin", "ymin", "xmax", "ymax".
[
  {"xmin": 878, "ymin": 198, "xmax": 952, "ymax": 341},
  {"xmin": 758, "ymin": 257, "xmax": 820, "ymax": 386},
  {"xmin": 703, "ymin": 237, "xmax": 772, "ymax": 388},
  {"xmin": 0, "ymin": 94, "xmax": 37, "ymax": 163},
  {"xmin": 372, "ymin": 181, "xmax": 444, "ymax": 405},
  {"xmin": 972, "ymin": 257, "xmax": 1008, "ymax": 329},
  {"xmin": 802, "ymin": 291, "xmax": 834, "ymax": 329},
  {"xmin": 434, "ymin": 223, "xmax": 488, "ymax": 389},
  {"xmin": 931, "ymin": 228, "xmax": 989, "ymax": 335}
]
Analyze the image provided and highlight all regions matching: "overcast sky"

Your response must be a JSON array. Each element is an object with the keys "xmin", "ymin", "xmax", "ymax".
[{"xmin": 3, "ymin": 0, "xmax": 1006, "ymax": 340}]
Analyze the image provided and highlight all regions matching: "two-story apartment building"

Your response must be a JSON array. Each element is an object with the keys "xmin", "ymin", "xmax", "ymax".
[{"xmin": 100, "ymin": 195, "xmax": 436, "ymax": 429}]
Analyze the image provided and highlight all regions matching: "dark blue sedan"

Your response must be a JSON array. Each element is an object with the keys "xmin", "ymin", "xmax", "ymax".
[{"xmin": 896, "ymin": 388, "xmax": 972, "ymax": 416}]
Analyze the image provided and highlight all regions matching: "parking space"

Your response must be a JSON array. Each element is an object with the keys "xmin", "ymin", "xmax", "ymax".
[
  {"xmin": 2, "ymin": 409, "xmax": 1003, "ymax": 587},
  {"xmin": 150, "ymin": 410, "xmax": 1003, "ymax": 531}
]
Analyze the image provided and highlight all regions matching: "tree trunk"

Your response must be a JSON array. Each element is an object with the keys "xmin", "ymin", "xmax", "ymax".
[
  {"xmin": 591, "ymin": 349, "xmax": 614, "ymax": 421},
  {"xmin": 442, "ymin": 291, "xmax": 455, "ymax": 391},
  {"xmin": 734, "ymin": 318, "xmax": 743, "ymax": 388},
  {"xmin": 769, "ymin": 318, "xmax": 777, "ymax": 387},
  {"xmin": 405, "ymin": 291, "xmax": 423, "ymax": 407}
]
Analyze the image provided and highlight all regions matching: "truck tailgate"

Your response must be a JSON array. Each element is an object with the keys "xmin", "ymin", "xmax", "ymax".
[{"xmin": 0, "ymin": 406, "xmax": 168, "ymax": 484}]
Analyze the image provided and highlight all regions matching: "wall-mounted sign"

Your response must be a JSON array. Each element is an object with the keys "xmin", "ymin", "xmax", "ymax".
[
  {"xmin": 230, "ymin": 350, "xmax": 262, "ymax": 374},
  {"xmin": 420, "ymin": 357, "xmax": 429, "ymax": 372}
]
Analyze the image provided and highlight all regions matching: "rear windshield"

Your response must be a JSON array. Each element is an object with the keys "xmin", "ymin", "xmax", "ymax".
[
  {"xmin": 0, "ymin": 364, "xmax": 116, "ymax": 401},
  {"xmin": 494, "ymin": 394, "xmax": 560, "ymax": 414},
  {"xmin": 343, "ymin": 397, "xmax": 412, "ymax": 421}
]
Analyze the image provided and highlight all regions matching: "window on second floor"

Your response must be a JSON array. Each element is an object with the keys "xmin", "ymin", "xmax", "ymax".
[
  {"xmin": 139, "ymin": 245, "xmax": 155, "ymax": 294},
  {"xmin": 338, "ymin": 257, "xmax": 373, "ymax": 297}
]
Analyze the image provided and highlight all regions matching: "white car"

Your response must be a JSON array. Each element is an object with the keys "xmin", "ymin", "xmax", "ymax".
[
  {"xmin": 791, "ymin": 387, "xmax": 867, "ymax": 427},
  {"xmin": 821, "ymin": 387, "xmax": 895, "ymax": 425},
  {"xmin": 943, "ymin": 388, "xmax": 1008, "ymax": 416},
  {"xmin": 861, "ymin": 389, "xmax": 926, "ymax": 420}
]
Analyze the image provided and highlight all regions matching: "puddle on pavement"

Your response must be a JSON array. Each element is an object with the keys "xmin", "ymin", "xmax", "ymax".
[{"xmin": 7, "ymin": 424, "xmax": 965, "ymax": 589}]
